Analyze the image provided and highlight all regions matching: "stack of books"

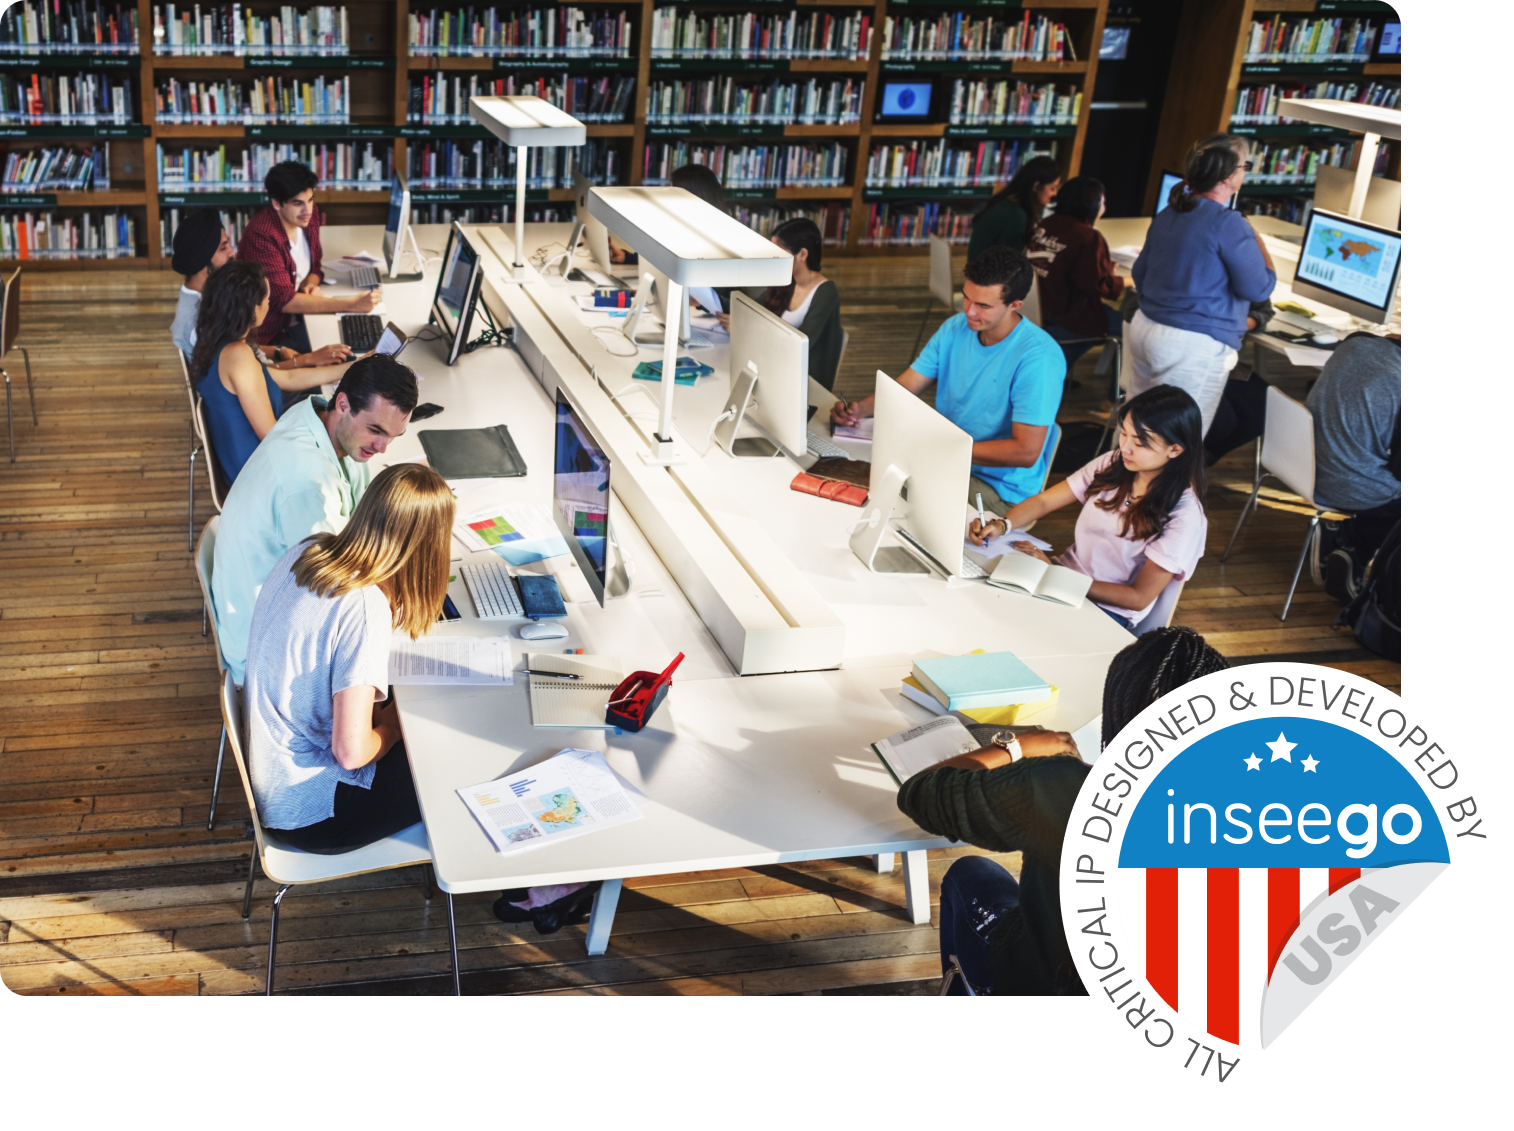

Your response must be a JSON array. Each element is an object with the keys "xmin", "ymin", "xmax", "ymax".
[
  {"xmin": 645, "ymin": 76, "xmax": 862, "ymax": 126},
  {"xmin": 2, "ymin": 144, "xmax": 110, "ymax": 192},
  {"xmin": 1, "ymin": 1, "xmax": 140, "ymax": 54},
  {"xmin": 1242, "ymin": 16, "xmax": 1378, "ymax": 64},
  {"xmin": 154, "ymin": 74, "xmax": 350, "ymax": 125},
  {"xmin": 866, "ymin": 138, "xmax": 1055, "ymax": 189},
  {"xmin": 408, "ymin": 6, "xmax": 634, "ymax": 58},
  {"xmin": 901, "ymin": 649, "xmax": 1056, "ymax": 726},
  {"xmin": 158, "ymin": 141, "xmax": 391, "ymax": 191},
  {"xmin": 881, "ymin": 11, "xmax": 1075, "ymax": 62},
  {"xmin": 948, "ymin": 80, "xmax": 1080, "ymax": 127},
  {"xmin": 0, "ymin": 72, "xmax": 135, "ymax": 124},
  {"xmin": 407, "ymin": 73, "xmax": 635, "ymax": 125},
  {"xmin": 152, "ymin": 4, "xmax": 349, "ymax": 56},
  {"xmin": 643, "ymin": 140, "xmax": 848, "ymax": 189},
  {"xmin": 650, "ymin": 7, "xmax": 871, "ymax": 60}
]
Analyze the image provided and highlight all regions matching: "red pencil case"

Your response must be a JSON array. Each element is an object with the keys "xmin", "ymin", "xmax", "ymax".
[
  {"xmin": 605, "ymin": 652, "xmax": 684, "ymax": 732},
  {"xmin": 791, "ymin": 472, "xmax": 868, "ymax": 507}
]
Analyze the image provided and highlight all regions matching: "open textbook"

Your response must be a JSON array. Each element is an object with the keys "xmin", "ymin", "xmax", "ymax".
[
  {"xmin": 987, "ymin": 550, "xmax": 1092, "ymax": 608},
  {"xmin": 457, "ymin": 747, "xmax": 642, "ymax": 856},
  {"xmin": 872, "ymin": 716, "xmax": 978, "ymax": 784}
]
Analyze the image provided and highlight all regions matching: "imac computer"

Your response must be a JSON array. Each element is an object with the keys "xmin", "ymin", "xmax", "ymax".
[
  {"xmin": 552, "ymin": 387, "xmax": 632, "ymax": 603},
  {"xmin": 714, "ymin": 290, "xmax": 809, "ymax": 458},
  {"xmin": 545, "ymin": 171, "xmax": 620, "ymax": 286},
  {"xmin": 1155, "ymin": 169, "xmax": 1184, "ymax": 213},
  {"xmin": 1292, "ymin": 206, "xmax": 1402, "ymax": 324},
  {"xmin": 620, "ymin": 262, "xmax": 715, "ymax": 350},
  {"xmin": 381, "ymin": 173, "xmax": 425, "ymax": 282},
  {"xmin": 430, "ymin": 223, "xmax": 486, "ymax": 366},
  {"xmin": 849, "ymin": 370, "xmax": 976, "ymax": 579}
]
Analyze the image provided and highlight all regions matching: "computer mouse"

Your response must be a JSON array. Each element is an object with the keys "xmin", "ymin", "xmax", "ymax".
[
  {"xmin": 1312, "ymin": 333, "xmax": 1339, "ymax": 346},
  {"xmin": 519, "ymin": 621, "xmax": 570, "ymax": 641}
]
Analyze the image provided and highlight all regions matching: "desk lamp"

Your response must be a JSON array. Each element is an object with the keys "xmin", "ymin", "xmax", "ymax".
[
  {"xmin": 587, "ymin": 186, "xmax": 793, "ymax": 465},
  {"xmin": 1276, "ymin": 99, "xmax": 1400, "ymax": 221},
  {"xmin": 468, "ymin": 95, "xmax": 587, "ymax": 281}
]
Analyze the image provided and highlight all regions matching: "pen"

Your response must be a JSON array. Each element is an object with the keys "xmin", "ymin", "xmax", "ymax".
[
  {"xmin": 976, "ymin": 492, "xmax": 986, "ymax": 528},
  {"xmin": 526, "ymin": 669, "xmax": 580, "ymax": 680},
  {"xmin": 607, "ymin": 679, "xmax": 644, "ymax": 708}
]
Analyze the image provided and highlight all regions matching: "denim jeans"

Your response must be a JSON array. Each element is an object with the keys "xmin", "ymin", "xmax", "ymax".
[{"xmin": 938, "ymin": 855, "xmax": 1021, "ymax": 996}]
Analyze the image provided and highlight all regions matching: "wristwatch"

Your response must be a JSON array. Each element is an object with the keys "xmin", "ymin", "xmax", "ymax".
[{"xmin": 990, "ymin": 731, "xmax": 1025, "ymax": 762}]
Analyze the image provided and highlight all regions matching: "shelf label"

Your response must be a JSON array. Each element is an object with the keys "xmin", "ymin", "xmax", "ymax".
[
  {"xmin": 646, "ymin": 124, "xmax": 786, "ymax": 138},
  {"xmin": 492, "ymin": 56, "xmax": 634, "ymax": 71},
  {"xmin": 0, "ymin": 194, "xmax": 56, "ymax": 207}
]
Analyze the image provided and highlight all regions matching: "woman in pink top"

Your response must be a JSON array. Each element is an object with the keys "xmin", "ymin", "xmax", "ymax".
[{"xmin": 969, "ymin": 386, "xmax": 1208, "ymax": 630}]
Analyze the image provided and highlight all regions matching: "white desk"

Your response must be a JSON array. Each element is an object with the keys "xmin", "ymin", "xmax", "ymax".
[{"xmin": 306, "ymin": 224, "xmax": 1126, "ymax": 992}]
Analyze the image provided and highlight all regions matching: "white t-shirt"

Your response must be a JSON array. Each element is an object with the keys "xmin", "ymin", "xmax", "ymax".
[
  {"xmin": 781, "ymin": 284, "xmax": 817, "ymax": 328},
  {"xmin": 290, "ymin": 226, "xmax": 311, "ymax": 287},
  {"xmin": 1057, "ymin": 450, "xmax": 1207, "ymax": 624}
]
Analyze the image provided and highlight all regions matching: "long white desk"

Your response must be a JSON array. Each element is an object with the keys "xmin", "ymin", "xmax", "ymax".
[{"xmin": 305, "ymin": 224, "xmax": 1128, "ymax": 992}]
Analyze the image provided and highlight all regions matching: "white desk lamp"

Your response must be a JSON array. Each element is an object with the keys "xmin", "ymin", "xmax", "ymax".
[
  {"xmin": 1276, "ymin": 99, "xmax": 1400, "ymax": 221},
  {"xmin": 587, "ymin": 186, "xmax": 793, "ymax": 465},
  {"xmin": 468, "ymin": 94, "xmax": 587, "ymax": 281}
]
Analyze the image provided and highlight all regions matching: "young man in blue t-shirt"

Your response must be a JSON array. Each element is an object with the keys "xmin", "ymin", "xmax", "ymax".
[{"xmin": 831, "ymin": 245, "xmax": 1067, "ymax": 514}]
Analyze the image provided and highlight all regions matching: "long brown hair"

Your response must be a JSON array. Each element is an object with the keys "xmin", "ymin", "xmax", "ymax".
[
  {"xmin": 1086, "ymin": 385, "xmax": 1206, "ymax": 542},
  {"xmin": 293, "ymin": 463, "xmax": 456, "ymax": 638},
  {"xmin": 190, "ymin": 258, "xmax": 267, "ymax": 382}
]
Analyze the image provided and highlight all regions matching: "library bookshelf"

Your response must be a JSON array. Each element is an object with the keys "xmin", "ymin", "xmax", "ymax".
[
  {"xmin": 1144, "ymin": 0, "xmax": 1399, "ymax": 223},
  {"xmin": 0, "ymin": 0, "xmax": 1114, "ymax": 268}
]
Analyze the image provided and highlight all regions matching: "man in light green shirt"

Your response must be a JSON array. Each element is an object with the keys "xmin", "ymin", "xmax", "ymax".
[{"xmin": 211, "ymin": 355, "xmax": 419, "ymax": 685}]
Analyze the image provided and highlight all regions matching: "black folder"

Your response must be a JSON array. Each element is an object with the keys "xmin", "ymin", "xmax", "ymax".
[{"xmin": 417, "ymin": 425, "xmax": 527, "ymax": 479}]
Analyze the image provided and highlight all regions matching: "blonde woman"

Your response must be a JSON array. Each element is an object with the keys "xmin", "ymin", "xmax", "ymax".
[{"xmin": 245, "ymin": 463, "xmax": 454, "ymax": 854}]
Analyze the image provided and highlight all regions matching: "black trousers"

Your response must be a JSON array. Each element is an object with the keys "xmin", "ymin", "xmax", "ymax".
[{"xmin": 275, "ymin": 741, "xmax": 423, "ymax": 855}]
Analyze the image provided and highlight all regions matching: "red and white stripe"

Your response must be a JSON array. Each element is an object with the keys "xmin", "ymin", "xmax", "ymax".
[{"xmin": 1116, "ymin": 867, "xmax": 1361, "ymax": 1046}]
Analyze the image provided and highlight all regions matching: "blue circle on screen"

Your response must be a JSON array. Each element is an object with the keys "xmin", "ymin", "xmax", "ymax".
[{"xmin": 897, "ymin": 90, "xmax": 916, "ymax": 110}]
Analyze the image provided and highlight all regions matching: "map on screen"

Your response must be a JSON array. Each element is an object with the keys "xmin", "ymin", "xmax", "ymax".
[{"xmin": 1296, "ymin": 213, "xmax": 1401, "ymax": 313}]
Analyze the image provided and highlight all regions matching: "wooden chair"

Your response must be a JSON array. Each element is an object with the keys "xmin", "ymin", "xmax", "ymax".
[
  {"xmin": 193, "ymin": 517, "xmax": 231, "ymax": 831},
  {"xmin": 218, "ymin": 671, "xmax": 443, "ymax": 995},
  {"xmin": 2, "ymin": 266, "xmax": 37, "ymax": 463}
]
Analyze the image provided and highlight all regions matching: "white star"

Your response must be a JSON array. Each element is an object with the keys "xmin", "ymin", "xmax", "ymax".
[
  {"xmin": 1301, "ymin": 754, "xmax": 1320, "ymax": 773},
  {"xmin": 1244, "ymin": 753, "xmax": 1262, "ymax": 771},
  {"xmin": 1266, "ymin": 733, "xmax": 1297, "ymax": 762}
]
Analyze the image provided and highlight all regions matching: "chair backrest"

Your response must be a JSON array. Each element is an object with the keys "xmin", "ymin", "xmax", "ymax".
[
  {"xmin": 1, "ymin": 266, "xmax": 19, "ymax": 358},
  {"xmin": 928, "ymin": 235, "xmax": 955, "ymax": 310},
  {"xmin": 193, "ymin": 392, "xmax": 230, "ymax": 511},
  {"xmin": 194, "ymin": 516, "xmax": 228, "ymax": 678},
  {"xmin": 1260, "ymin": 385, "xmax": 1316, "ymax": 506},
  {"xmin": 1020, "ymin": 273, "xmax": 1043, "ymax": 327},
  {"xmin": 1134, "ymin": 577, "xmax": 1187, "ymax": 636},
  {"xmin": 220, "ymin": 670, "xmax": 272, "ymax": 861},
  {"xmin": 837, "ymin": 327, "xmax": 849, "ymax": 379},
  {"xmin": 1017, "ymin": 423, "xmax": 1061, "ymax": 533}
]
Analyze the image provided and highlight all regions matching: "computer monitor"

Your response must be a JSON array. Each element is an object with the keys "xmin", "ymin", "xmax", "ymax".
[
  {"xmin": 848, "ymin": 370, "xmax": 975, "ymax": 578},
  {"xmin": 715, "ymin": 290, "xmax": 810, "ymax": 458},
  {"xmin": 430, "ymin": 223, "xmax": 485, "ymax": 366},
  {"xmin": 552, "ymin": 387, "xmax": 625, "ymax": 605},
  {"xmin": 877, "ymin": 80, "xmax": 934, "ymax": 124},
  {"xmin": 643, "ymin": 262, "xmax": 713, "ymax": 348},
  {"xmin": 1292, "ymin": 206, "xmax": 1402, "ymax": 324},
  {"xmin": 381, "ymin": 173, "xmax": 424, "ymax": 282},
  {"xmin": 1155, "ymin": 170, "xmax": 1184, "ymax": 213}
]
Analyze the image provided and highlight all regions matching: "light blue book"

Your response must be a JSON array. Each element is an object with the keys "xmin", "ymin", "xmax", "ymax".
[{"xmin": 911, "ymin": 652, "xmax": 1051, "ymax": 712}]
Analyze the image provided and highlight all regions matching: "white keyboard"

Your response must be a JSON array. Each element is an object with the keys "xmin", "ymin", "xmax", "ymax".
[
  {"xmin": 806, "ymin": 430, "xmax": 850, "ymax": 460},
  {"xmin": 897, "ymin": 527, "xmax": 988, "ymax": 578},
  {"xmin": 1272, "ymin": 311, "xmax": 1346, "ymax": 337},
  {"xmin": 348, "ymin": 264, "xmax": 381, "ymax": 289},
  {"xmin": 681, "ymin": 330, "xmax": 717, "ymax": 350},
  {"xmin": 461, "ymin": 560, "xmax": 523, "ymax": 619}
]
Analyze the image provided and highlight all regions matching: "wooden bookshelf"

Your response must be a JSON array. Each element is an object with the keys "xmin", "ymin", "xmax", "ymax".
[
  {"xmin": 2, "ymin": 0, "xmax": 1113, "ymax": 266},
  {"xmin": 1144, "ymin": 0, "xmax": 1400, "ymax": 218}
]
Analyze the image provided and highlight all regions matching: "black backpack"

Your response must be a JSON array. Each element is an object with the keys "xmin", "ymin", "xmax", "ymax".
[{"xmin": 1335, "ymin": 521, "xmax": 1400, "ymax": 661}]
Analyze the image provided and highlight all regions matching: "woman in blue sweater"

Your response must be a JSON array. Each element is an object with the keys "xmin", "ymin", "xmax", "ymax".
[{"xmin": 1129, "ymin": 134, "xmax": 1277, "ymax": 436}]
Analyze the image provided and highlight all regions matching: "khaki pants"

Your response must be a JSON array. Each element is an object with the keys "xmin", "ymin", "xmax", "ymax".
[{"xmin": 968, "ymin": 475, "xmax": 1012, "ymax": 518}]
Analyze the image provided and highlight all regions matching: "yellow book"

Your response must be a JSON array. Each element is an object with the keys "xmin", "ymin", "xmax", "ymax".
[{"xmin": 900, "ymin": 675, "xmax": 1058, "ymax": 725}]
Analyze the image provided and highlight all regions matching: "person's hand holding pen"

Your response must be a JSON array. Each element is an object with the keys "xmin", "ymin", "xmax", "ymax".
[
  {"xmin": 967, "ymin": 515, "xmax": 1007, "ymax": 546},
  {"xmin": 830, "ymin": 398, "xmax": 862, "ymax": 427}
]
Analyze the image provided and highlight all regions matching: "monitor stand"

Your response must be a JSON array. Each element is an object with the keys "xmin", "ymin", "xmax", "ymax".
[
  {"xmin": 849, "ymin": 464, "xmax": 930, "ymax": 575},
  {"xmin": 541, "ymin": 219, "xmax": 584, "ymax": 278},
  {"xmin": 385, "ymin": 225, "xmax": 426, "ymax": 284},
  {"xmin": 713, "ymin": 366, "xmax": 782, "ymax": 459},
  {"xmin": 604, "ymin": 518, "xmax": 635, "ymax": 598}
]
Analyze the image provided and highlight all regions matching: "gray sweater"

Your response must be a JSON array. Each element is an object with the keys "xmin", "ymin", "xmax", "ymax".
[{"xmin": 1305, "ymin": 333, "xmax": 1401, "ymax": 511}]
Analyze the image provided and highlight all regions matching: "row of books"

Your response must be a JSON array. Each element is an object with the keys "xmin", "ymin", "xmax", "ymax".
[
  {"xmin": 156, "ymin": 141, "xmax": 390, "ymax": 190},
  {"xmin": 0, "ymin": 1, "xmax": 139, "ymax": 54},
  {"xmin": 1236, "ymin": 197, "xmax": 1308, "ymax": 225},
  {"xmin": 152, "ymin": 4, "xmax": 349, "ymax": 56},
  {"xmin": 948, "ymin": 79, "xmax": 1080, "ymax": 126},
  {"xmin": 405, "ymin": 138, "xmax": 619, "ymax": 190},
  {"xmin": 1244, "ymin": 140, "xmax": 1358, "ymax": 186},
  {"xmin": 1242, "ymin": 17, "xmax": 1379, "ymax": 64},
  {"xmin": 1230, "ymin": 81, "xmax": 1400, "ymax": 125},
  {"xmin": 864, "ymin": 139, "xmax": 1055, "ymax": 189},
  {"xmin": 1, "ymin": 210, "xmax": 137, "ymax": 258},
  {"xmin": 0, "ymin": 73, "xmax": 134, "ymax": 124},
  {"xmin": 643, "ymin": 141, "xmax": 848, "ymax": 189},
  {"xmin": 731, "ymin": 201, "xmax": 849, "ymax": 247},
  {"xmin": 645, "ymin": 76, "xmax": 862, "ymax": 126},
  {"xmin": 408, "ymin": 7, "xmax": 634, "ymax": 57},
  {"xmin": 154, "ymin": 75, "xmax": 350, "ymax": 125},
  {"xmin": 162, "ymin": 204, "xmax": 248, "ymax": 247},
  {"xmin": 2, "ymin": 143, "xmax": 112, "ymax": 192},
  {"xmin": 861, "ymin": 201, "xmax": 975, "ymax": 247},
  {"xmin": 410, "ymin": 202, "xmax": 571, "ymax": 224},
  {"xmin": 649, "ymin": 8, "xmax": 871, "ymax": 60},
  {"xmin": 406, "ymin": 74, "xmax": 635, "ymax": 125},
  {"xmin": 880, "ymin": 11, "xmax": 1075, "ymax": 62}
]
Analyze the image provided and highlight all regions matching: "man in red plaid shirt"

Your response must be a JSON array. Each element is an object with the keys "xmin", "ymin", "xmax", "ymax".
[{"xmin": 238, "ymin": 162, "xmax": 380, "ymax": 366}]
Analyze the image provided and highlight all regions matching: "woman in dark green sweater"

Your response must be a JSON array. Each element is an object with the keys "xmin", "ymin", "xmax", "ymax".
[
  {"xmin": 966, "ymin": 155, "xmax": 1063, "ymax": 263},
  {"xmin": 897, "ymin": 626, "xmax": 1229, "ymax": 995}
]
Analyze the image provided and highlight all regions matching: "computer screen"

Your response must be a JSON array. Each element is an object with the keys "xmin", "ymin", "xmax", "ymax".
[
  {"xmin": 879, "ymin": 81, "xmax": 933, "ymax": 120},
  {"xmin": 431, "ymin": 224, "xmax": 484, "ymax": 364},
  {"xmin": 728, "ymin": 291, "xmax": 809, "ymax": 456},
  {"xmin": 382, "ymin": 174, "xmax": 408, "ymax": 275},
  {"xmin": 552, "ymin": 389, "xmax": 613, "ymax": 604},
  {"xmin": 1293, "ymin": 207, "xmax": 1402, "ymax": 323},
  {"xmin": 1155, "ymin": 170, "xmax": 1184, "ymax": 213},
  {"xmin": 1376, "ymin": 21, "xmax": 1401, "ymax": 59}
]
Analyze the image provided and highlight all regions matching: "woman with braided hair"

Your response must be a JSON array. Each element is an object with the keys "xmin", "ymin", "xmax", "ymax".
[{"xmin": 896, "ymin": 626, "xmax": 1228, "ymax": 996}]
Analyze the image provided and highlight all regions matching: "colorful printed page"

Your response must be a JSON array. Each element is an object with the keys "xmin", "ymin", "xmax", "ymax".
[
  {"xmin": 453, "ymin": 502, "xmax": 569, "ymax": 564},
  {"xmin": 456, "ymin": 748, "xmax": 642, "ymax": 856}
]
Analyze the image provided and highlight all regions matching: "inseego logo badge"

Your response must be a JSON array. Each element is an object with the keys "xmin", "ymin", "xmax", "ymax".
[{"xmin": 1059, "ymin": 662, "xmax": 1485, "ymax": 1080}]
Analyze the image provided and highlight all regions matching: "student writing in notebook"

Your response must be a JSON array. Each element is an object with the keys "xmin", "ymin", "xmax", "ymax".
[
  {"xmin": 968, "ymin": 386, "xmax": 1208, "ymax": 631},
  {"xmin": 244, "ymin": 464, "xmax": 453, "ymax": 854}
]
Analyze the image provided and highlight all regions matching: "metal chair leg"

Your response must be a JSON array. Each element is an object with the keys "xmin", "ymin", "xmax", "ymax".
[
  {"xmin": 1221, "ymin": 439, "xmax": 1266, "ymax": 563},
  {"xmin": 422, "ymin": 864, "xmax": 434, "ymax": 901},
  {"xmin": 446, "ymin": 892, "xmax": 461, "ymax": 996},
  {"xmin": 208, "ymin": 725, "xmax": 226, "ymax": 831},
  {"xmin": 266, "ymin": 883, "xmax": 292, "ymax": 996},
  {"xmin": 20, "ymin": 347, "xmax": 34, "ymax": 426},
  {"xmin": 202, "ymin": 603, "xmax": 208, "ymax": 637},
  {"xmin": 242, "ymin": 846, "xmax": 258, "ymax": 920},
  {"xmin": 909, "ymin": 300, "xmax": 934, "ymax": 363},
  {"xmin": 5, "ymin": 368, "xmax": 12, "ymax": 463},
  {"xmin": 1281, "ymin": 515, "xmax": 1319, "ymax": 622},
  {"xmin": 188, "ymin": 445, "xmax": 198, "ymax": 552}
]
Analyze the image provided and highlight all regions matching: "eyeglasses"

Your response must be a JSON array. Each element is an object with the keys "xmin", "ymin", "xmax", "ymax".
[{"xmin": 1242, "ymin": 160, "xmax": 1255, "ymax": 172}]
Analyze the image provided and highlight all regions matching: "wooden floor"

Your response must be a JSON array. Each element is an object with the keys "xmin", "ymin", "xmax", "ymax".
[{"xmin": 0, "ymin": 261, "xmax": 1398, "ymax": 996}]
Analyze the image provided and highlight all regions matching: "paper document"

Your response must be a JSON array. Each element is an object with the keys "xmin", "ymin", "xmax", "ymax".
[
  {"xmin": 454, "ymin": 502, "xmax": 569, "ymax": 565},
  {"xmin": 1109, "ymin": 244, "xmax": 1142, "ymax": 268},
  {"xmin": 963, "ymin": 507, "xmax": 1052, "ymax": 559},
  {"xmin": 389, "ymin": 636, "xmax": 514, "ymax": 686},
  {"xmin": 833, "ymin": 417, "xmax": 873, "ymax": 442},
  {"xmin": 457, "ymin": 747, "xmax": 642, "ymax": 856},
  {"xmin": 1282, "ymin": 346, "xmax": 1333, "ymax": 368}
]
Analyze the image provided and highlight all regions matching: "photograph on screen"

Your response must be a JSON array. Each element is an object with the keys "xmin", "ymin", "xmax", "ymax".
[{"xmin": 554, "ymin": 398, "xmax": 610, "ymax": 577}]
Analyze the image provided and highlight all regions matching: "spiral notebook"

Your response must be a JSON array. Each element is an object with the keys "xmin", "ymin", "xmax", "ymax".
[{"xmin": 526, "ymin": 653, "xmax": 625, "ymax": 729}]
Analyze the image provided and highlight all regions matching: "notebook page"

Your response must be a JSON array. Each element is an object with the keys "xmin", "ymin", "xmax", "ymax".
[
  {"xmin": 1035, "ymin": 565, "xmax": 1093, "ymax": 609},
  {"xmin": 526, "ymin": 653, "xmax": 624, "ymax": 729}
]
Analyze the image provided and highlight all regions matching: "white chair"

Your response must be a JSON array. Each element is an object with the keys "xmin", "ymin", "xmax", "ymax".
[
  {"xmin": 2, "ymin": 266, "xmax": 37, "ymax": 463},
  {"xmin": 1017, "ymin": 423, "xmax": 1061, "ymax": 534},
  {"xmin": 1220, "ymin": 386, "xmax": 1351, "ymax": 620},
  {"xmin": 909, "ymin": 234, "xmax": 961, "ymax": 361},
  {"xmin": 193, "ymin": 518, "xmax": 232, "ymax": 831},
  {"xmin": 1020, "ymin": 271, "xmax": 1044, "ymax": 327},
  {"xmin": 190, "ymin": 374, "xmax": 230, "ymax": 520},
  {"xmin": 1134, "ymin": 578, "xmax": 1187, "ymax": 636},
  {"xmin": 219, "ymin": 671, "xmax": 444, "ymax": 995},
  {"xmin": 179, "ymin": 349, "xmax": 204, "ymax": 550}
]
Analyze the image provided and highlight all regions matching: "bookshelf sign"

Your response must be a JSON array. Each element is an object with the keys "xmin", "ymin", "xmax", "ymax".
[
  {"xmin": 246, "ymin": 126, "xmax": 396, "ymax": 139},
  {"xmin": 0, "ymin": 194, "xmax": 57, "ymax": 208},
  {"xmin": 944, "ymin": 124, "xmax": 1076, "ymax": 139},
  {"xmin": 8, "ymin": 54, "xmax": 138, "ymax": 68},
  {"xmin": 245, "ymin": 55, "xmax": 394, "ymax": 69},
  {"xmin": 159, "ymin": 192, "xmax": 266, "ymax": 205},
  {"xmin": 1241, "ymin": 63, "xmax": 1363, "ymax": 76},
  {"xmin": 400, "ymin": 126, "xmax": 490, "ymax": 139},
  {"xmin": 493, "ymin": 57, "xmax": 634, "ymax": 72},
  {"xmin": 646, "ymin": 125, "xmax": 785, "ymax": 138},
  {"xmin": 411, "ymin": 190, "xmax": 549, "ymax": 203},
  {"xmin": 0, "ymin": 125, "xmax": 150, "ymax": 139}
]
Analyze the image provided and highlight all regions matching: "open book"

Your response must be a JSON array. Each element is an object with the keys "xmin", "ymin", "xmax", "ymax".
[
  {"xmin": 987, "ymin": 550, "xmax": 1092, "ymax": 608},
  {"xmin": 871, "ymin": 716, "xmax": 978, "ymax": 785}
]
